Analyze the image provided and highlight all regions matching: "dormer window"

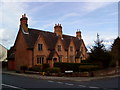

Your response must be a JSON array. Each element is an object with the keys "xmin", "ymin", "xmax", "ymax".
[
  {"xmin": 70, "ymin": 46, "xmax": 73, "ymax": 51},
  {"xmin": 58, "ymin": 45, "xmax": 61, "ymax": 51},
  {"xmin": 38, "ymin": 44, "xmax": 43, "ymax": 51}
]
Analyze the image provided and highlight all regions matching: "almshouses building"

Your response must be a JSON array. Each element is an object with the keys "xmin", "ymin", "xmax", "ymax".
[{"xmin": 8, "ymin": 14, "xmax": 88, "ymax": 71}]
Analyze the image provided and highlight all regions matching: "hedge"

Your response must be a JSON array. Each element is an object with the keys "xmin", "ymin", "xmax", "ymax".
[
  {"xmin": 20, "ymin": 65, "xmax": 28, "ymax": 73},
  {"xmin": 42, "ymin": 64, "xmax": 50, "ymax": 71},
  {"xmin": 46, "ymin": 67, "xmax": 61, "ymax": 73},
  {"xmin": 29, "ymin": 65, "xmax": 42, "ymax": 72},
  {"xmin": 54, "ymin": 63, "xmax": 99, "ymax": 72}
]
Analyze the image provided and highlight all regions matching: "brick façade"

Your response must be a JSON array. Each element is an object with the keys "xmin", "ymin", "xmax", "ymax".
[{"xmin": 8, "ymin": 14, "xmax": 88, "ymax": 71}]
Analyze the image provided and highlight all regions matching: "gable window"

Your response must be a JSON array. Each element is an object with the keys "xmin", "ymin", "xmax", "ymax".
[
  {"xmin": 70, "ymin": 46, "xmax": 73, "ymax": 51},
  {"xmin": 58, "ymin": 55, "xmax": 62, "ymax": 62},
  {"xmin": 70, "ymin": 56, "xmax": 74, "ymax": 63},
  {"xmin": 38, "ymin": 44, "xmax": 43, "ymax": 51},
  {"xmin": 58, "ymin": 45, "xmax": 61, "ymax": 51},
  {"xmin": 37, "ymin": 56, "xmax": 44, "ymax": 64}
]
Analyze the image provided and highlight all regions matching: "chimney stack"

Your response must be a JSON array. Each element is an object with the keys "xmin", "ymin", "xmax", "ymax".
[
  {"xmin": 20, "ymin": 14, "xmax": 28, "ymax": 33},
  {"xmin": 54, "ymin": 24, "xmax": 62, "ymax": 38},
  {"xmin": 76, "ymin": 30, "xmax": 82, "ymax": 39}
]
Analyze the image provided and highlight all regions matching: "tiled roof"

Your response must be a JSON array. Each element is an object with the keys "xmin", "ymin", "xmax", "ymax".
[
  {"xmin": 75, "ymin": 51, "xmax": 82, "ymax": 58},
  {"xmin": 47, "ymin": 51, "xmax": 56, "ymax": 60},
  {"xmin": 23, "ymin": 28, "xmax": 83, "ymax": 51},
  {"xmin": 7, "ymin": 46, "xmax": 15, "ymax": 60}
]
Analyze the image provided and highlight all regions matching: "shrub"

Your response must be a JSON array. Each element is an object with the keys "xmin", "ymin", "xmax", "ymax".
[
  {"xmin": 46, "ymin": 67, "xmax": 61, "ymax": 73},
  {"xmin": 54, "ymin": 62, "xmax": 99, "ymax": 72},
  {"xmin": 79, "ymin": 64, "xmax": 99, "ymax": 71},
  {"xmin": 29, "ymin": 64, "xmax": 42, "ymax": 72},
  {"xmin": 20, "ymin": 65, "xmax": 28, "ymax": 73},
  {"xmin": 42, "ymin": 64, "xmax": 50, "ymax": 71}
]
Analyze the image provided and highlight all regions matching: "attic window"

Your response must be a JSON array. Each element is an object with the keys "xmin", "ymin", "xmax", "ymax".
[
  {"xmin": 58, "ymin": 45, "xmax": 61, "ymax": 51},
  {"xmin": 38, "ymin": 44, "xmax": 43, "ymax": 51},
  {"xmin": 70, "ymin": 46, "xmax": 73, "ymax": 51}
]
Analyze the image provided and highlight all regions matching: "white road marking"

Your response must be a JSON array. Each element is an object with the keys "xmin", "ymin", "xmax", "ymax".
[
  {"xmin": 78, "ymin": 85, "xmax": 86, "ymax": 87},
  {"xmin": 57, "ymin": 82, "xmax": 63, "ymax": 84},
  {"xmin": 2, "ymin": 83, "xmax": 25, "ymax": 90},
  {"xmin": 89, "ymin": 86, "xmax": 99, "ymax": 88},
  {"xmin": 65, "ymin": 83, "xmax": 74, "ymax": 86},
  {"xmin": 48, "ymin": 80, "xmax": 54, "ymax": 83}
]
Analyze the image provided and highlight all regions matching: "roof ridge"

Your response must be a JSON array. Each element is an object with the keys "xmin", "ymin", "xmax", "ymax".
[
  {"xmin": 29, "ymin": 28, "xmax": 77, "ymax": 38},
  {"xmin": 29, "ymin": 28, "xmax": 54, "ymax": 33}
]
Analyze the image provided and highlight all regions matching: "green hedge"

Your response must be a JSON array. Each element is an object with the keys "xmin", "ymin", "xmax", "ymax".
[
  {"xmin": 29, "ymin": 65, "xmax": 42, "ymax": 72},
  {"xmin": 79, "ymin": 65, "xmax": 99, "ymax": 71},
  {"xmin": 46, "ymin": 67, "xmax": 61, "ymax": 73},
  {"xmin": 54, "ymin": 63, "xmax": 99, "ymax": 72},
  {"xmin": 42, "ymin": 64, "xmax": 50, "ymax": 71}
]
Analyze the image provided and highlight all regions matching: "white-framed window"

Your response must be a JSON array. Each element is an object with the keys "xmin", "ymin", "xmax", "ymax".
[
  {"xmin": 38, "ymin": 44, "xmax": 43, "ymax": 51},
  {"xmin": 36, "ymin": 56, "xmax": 44, "ymax": 64}
]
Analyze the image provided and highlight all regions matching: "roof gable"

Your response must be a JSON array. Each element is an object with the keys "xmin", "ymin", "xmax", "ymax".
[
  {"xmin": 55, "ymin": 37, "xmax": 66, "ymax": 51},
  {"xmin": 18, "ymin": 28, "xmax": 85, "ymax": 51},
  {"xmin": 14, "ymin": 28, "xmax": 29, "ymax": 49}
]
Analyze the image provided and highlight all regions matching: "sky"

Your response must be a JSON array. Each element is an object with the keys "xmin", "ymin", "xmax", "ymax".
[{"xmin": 0, "ymin": 0, "xmax": 119, "ymax": 51}]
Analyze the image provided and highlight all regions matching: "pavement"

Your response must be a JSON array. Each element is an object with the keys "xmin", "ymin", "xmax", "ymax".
[{"xmin": 2, "ymin": 70, "xmax": 120, "ymax": 82}]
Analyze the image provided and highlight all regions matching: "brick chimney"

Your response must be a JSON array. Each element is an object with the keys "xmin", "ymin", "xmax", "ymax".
[
  {"xmin": 54, "ymin": 24, "xmax": 62, "ymax": 38},
  {"xmin": 76, "ymin": 30, "xmax": 82, "ymax": 39},
  {"xmin": 20, "ymin": 14, "xmax": 28, "ymax": 33}
]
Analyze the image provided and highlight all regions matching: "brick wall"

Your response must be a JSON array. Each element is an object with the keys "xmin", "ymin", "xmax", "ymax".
[{"xmin": 15, "ymin": 30, "xmax": 32, "ymax": 71}]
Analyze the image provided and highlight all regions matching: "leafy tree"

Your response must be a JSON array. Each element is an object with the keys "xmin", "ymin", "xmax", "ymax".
[{"xmin": 87, "ymin": 34, "xmax": 112, "ymax": 68}]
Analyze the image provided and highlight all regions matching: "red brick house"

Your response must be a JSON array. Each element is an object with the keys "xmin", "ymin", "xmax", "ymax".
[{"xmin": 8, "ymin": 14, "xmax": 88, "ymax": 71}]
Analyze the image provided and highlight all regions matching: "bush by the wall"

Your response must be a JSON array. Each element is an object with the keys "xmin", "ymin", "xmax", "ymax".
[
  {"xmin": 46, "ymin": 67, "xmax": 61, "ymax": 73},
  {"xmin": 20, "ymin": 65, "xmax": 28, "ymax": 73},
  {"xmin": 79, "ymin": 64, "xmax": 99, "ymax": 71},
  {"xmin": 42, "ymin": 64, "xmax": 50, "ymax": 71},
  {"xmin": 54, "ymin": 63, "xmax": 99, "ymax": 72},
  {"xmin": 54, "ymin": 63, "xmax": 80, "ymax": 72},
  {"xmin": 29, "ymin": 64, "xmax": 42, "ymax": 72}
]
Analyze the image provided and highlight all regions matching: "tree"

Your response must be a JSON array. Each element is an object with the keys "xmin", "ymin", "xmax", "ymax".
[
  {"xmin": 111, "ymin": 37, "xmax": 120, "ymax": 67},
  {"xmin": 87, "ymin": 34, "xmax": 112, "ymax": 68}
]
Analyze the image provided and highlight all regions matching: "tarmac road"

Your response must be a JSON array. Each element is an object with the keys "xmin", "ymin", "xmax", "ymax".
[{"xmin": 2, "ymin": 73, "xmax": 120, "ymax": 90}]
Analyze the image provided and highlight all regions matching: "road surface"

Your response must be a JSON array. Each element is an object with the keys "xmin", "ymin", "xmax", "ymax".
[{"xmin": 2, "ymin": 73, "xmax": 119, "ymax": 90}]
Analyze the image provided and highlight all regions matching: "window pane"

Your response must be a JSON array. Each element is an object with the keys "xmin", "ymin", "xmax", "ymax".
[
  {"xmin": 42, "ymin": 57, "xmax": 44, "ymax": 64},
  {"xmin": 38, "ymin": 44, "xmax": 43, "ymax": 51},
  {"xmin": 39, "ymin": 56, "xmax": 44, "ymax": 64},
  {"xmin": 37, "ymin": 58, "xmax": 39, "ymax": 64},
  {"xmin": 58, "ymin": 45, "xmax": 61, "ymax": 51},
  {"xmin": 70, "ymin": 46, "xmax": 73, "ymax": 51}
]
